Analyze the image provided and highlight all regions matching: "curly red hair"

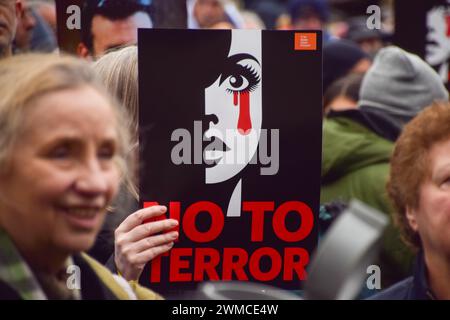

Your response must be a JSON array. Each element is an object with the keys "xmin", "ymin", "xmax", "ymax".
[{"xmin": 388, "ymin": 102, "xmax": 450, "ymax": 250}]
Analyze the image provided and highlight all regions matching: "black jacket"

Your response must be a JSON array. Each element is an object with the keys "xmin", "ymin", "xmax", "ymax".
[{"xmin": 369, "ymin": 251, "xmax": 436, "ymax": 300}]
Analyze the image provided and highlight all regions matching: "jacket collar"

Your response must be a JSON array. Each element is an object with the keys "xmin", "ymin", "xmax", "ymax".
[
  {"xmin": 327, "ymin": 108, "xmax": 402, "ymax": 142},
  {"xmin": 410, "ymin": 251, "xmax": 437, "ymax": 300}
]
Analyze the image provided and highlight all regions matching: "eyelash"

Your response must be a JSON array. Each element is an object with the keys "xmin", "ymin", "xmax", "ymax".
[
  {"xmin": 98, "ymin": 146, "xmax": 115, "ymax": 160},
  {"xmin": 224, "ymin": 64, "xmax": 261, "ymax": 94},
  {"xmin": 47, "ymin": 145, "xmax": 115, "ymax": 160},
  {"xmin": 48, "ymin": 144, "xmax": 70, "ymax": 159}
]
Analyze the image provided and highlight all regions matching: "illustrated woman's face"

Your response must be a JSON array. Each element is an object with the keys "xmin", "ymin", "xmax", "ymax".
[{"xmin": 204, "ymin": 29, "xmax": 262, "ymax": 184}]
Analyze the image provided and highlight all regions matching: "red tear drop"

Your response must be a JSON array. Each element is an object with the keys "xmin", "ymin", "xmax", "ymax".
[{"xmin": 237, "ymin": 91, "xmax": 252, "ymax": 135}]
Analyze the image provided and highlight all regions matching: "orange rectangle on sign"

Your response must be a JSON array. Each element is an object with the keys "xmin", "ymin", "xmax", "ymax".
[{"xmin": 295, "ymin": 33, "xmax": 317, "ymax": 51}]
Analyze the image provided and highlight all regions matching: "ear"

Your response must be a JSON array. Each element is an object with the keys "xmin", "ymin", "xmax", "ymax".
[
  {"xmin": 77, "ymin": 43, "xmax": 92, "ymax": 60},
  {"xmin": 15, "ymin": 0, "xmax": 23, "ymax": 19},
  {"xmin": 405, "ymin": 206, "xmax": 419, "ymax": 232}
]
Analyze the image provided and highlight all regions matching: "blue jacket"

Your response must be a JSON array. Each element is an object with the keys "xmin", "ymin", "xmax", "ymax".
[{"xmin": 369, "ymin": 251, "xmax": 436, "ymax": 300}]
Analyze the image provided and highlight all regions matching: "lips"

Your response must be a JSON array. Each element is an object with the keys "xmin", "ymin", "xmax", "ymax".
[
  {"xmin": 204, "ymin": 150, "xmax": 224, "ymax": 161},
  {"xmin": 57, "ymin": 205, "xmax": 105, "ymax": 230},
  {"xmin": 204, "ymin": 136, "xmax": 230, "ymax": 165}
]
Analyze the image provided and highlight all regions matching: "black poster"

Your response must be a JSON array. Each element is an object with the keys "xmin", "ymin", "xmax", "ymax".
[
  {"xmin": 395, "ymin": 0, "xmax": 450, "ymax": 88},
  {"xmin": 138, "ymin": 29, "xmax": 322, "ymax": 294}
]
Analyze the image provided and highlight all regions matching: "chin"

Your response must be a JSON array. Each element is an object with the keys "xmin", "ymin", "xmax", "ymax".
[
  {"xmin": 57, "ymin": 232, "xmax": 98, "ymax": 254},
  {"xmin": 207, "ymin": 161, "xmax": 247, "ymax": 183}
]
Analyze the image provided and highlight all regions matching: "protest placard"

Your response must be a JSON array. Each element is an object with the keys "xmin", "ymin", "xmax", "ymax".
[{"xmin": 138, "ymin": 29, "xmax": 322, "ymax": 293}]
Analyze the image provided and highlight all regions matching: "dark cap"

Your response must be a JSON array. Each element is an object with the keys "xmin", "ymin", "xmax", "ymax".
[
  {"xmin": 288, "ymin": 0, "xmax": 329, "ymax": 23},
  {"xmin": 323, "ymin": 39, "xmax": 368, "ymax": 93}
]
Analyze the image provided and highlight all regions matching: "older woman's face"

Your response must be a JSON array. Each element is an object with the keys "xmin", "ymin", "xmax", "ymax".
[
  {"xmin": 0, "ymin": 86, "xmax": 120, "ymax": 255},
  {"xmin": 408, "ymin": 138, "xmax": 450, "ymax": 257}
]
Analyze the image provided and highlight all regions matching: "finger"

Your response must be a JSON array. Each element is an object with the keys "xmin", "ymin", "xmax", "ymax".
[
  {"xmin": 124, "ymin": 219, "xmax": 178, "ymax": 243},
  {"xmin": 134, "ymin": 242, "xmax": 175, "ymax": 265},
  {"xmin": 130, "ymin": 231, "xmax": 179, "ymax": 254},
  {"xmin": 116, "ymin": 205, "xmax": 167, "ymax": 234}
]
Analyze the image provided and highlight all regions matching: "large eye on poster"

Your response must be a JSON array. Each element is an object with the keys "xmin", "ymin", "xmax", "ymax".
[{"xmin": 138, "ymin": 29, "xmax": 322, "ymax": 294}]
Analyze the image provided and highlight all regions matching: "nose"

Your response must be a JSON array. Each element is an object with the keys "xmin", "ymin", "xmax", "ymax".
[{"xmin": 74, "ymin": 158, "xmax": 110, "ymax": 198}]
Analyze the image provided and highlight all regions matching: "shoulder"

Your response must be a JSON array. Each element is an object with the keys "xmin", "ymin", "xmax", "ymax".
[
  {"xmin": 324, "ymin": 115, "xmax": 380, "ymax": 136},
  {"xmin": 80, "ymin": 253, "xmax": 163, "ymax": 300},
  {"xmin": 368, "ymin": 277, "xmax": 414, "ymax": 300},
  {"xmin": 322, "ymin": 116, "xmax": 392, "ymax": 170}
]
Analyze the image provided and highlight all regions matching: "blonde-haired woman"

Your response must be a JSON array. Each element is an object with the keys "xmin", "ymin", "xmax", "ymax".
[
  {"xmin": 0, "ymin": 53, "xmax": 160, "ymax": 299},
  {"xmin": 94, "ymin": 46, "xmax": 139, "ymax": 142}
]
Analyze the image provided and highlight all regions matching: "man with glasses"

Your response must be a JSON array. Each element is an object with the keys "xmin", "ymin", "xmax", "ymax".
[
  {"xmin": 77, "ymin": 0, "xmax": 153, "ymax": 59},
  {"xmin": 0, "ymin": 0, "xmax": 22, "ymax": 58}
]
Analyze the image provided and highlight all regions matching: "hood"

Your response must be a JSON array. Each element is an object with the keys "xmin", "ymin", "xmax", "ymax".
[{"xmin": 322, "ymin": 113, "xmax": 394, "ymax": 183}]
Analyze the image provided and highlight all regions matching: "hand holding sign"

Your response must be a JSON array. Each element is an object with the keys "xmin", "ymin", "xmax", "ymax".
[{"xmin": 114, "ymin": 206, "xmax": 179, "ymax": 281}]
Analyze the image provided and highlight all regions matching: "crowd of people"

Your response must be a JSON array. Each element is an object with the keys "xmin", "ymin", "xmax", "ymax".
[{"xmin": 0, "ymin": 0, "xmax": 449, "ymax": 300}]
